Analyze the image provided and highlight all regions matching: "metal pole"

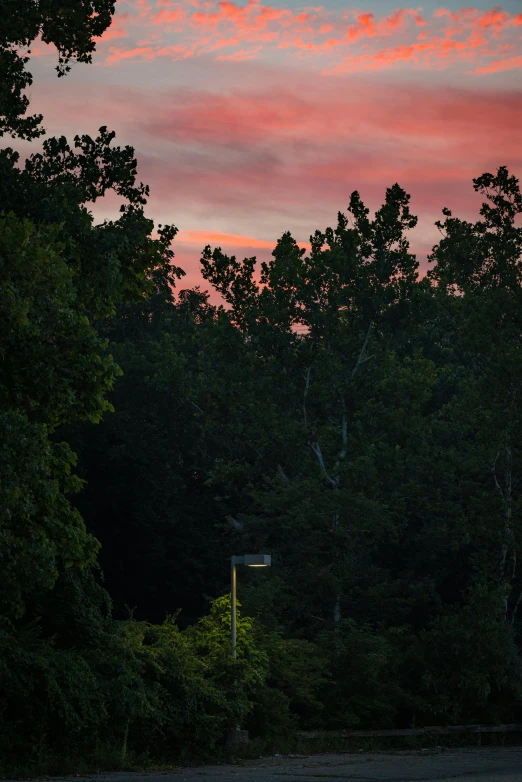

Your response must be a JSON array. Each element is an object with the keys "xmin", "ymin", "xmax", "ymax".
[{"xmin": 231, "ymin": 557, "xmax": 237, "ymax": 659}]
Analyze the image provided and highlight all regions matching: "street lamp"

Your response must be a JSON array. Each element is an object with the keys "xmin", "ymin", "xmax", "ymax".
[{"xmin": 231, "ymin": 554, "xmax": 271, "ymax": 658}]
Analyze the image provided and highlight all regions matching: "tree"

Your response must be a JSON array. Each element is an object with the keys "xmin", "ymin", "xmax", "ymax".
[
  {"xmin": 201, "ymin": 185, "xmax": 421, "ymax": 629},
  {"xmin": 0, "ymin": 0, "xmax": 115, "ymax": 139},
  {"xmin": 67, "ymin": 285, "xmax": 237, "ymax": 624},
  {"xmin": 0, "ymin": 213, "xmax": 102, "ymax": 617},
  {"xmin": 428, "ymin": 166, "xmax": 522, "ymax": 623},
  {"xmin": 0, "ymin": 128, "xmax": 182, "ymax": 618}
]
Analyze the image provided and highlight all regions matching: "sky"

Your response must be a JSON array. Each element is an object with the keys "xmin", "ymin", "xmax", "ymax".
[{"xmin": 19, "ymin": 1, "xmax": 522, "ymax": 291}]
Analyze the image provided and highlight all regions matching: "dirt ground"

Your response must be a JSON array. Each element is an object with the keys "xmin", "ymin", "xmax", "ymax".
[{"xmin": 34, "ymin": 747, "xmax": 522, "ymax": 782}]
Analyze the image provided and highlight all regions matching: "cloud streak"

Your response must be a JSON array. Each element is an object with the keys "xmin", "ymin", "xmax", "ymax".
[
  {"xmin": 178, "ymin": 229, "xmax": 310, "ymax": 250},
  {"xmin": 95, "ymin": 1, "xmax": 522, "ymax": 74},
  {"xmin": 29, "ymin": 73, "xmax": 521, "ymax": 223},
  {"xmin": 23, "ymin": 4, "xmax": 522, "ymax": 293},
  {"xmin": 473, "ymin": 53, "xmax": 522, "ymax": 73}
]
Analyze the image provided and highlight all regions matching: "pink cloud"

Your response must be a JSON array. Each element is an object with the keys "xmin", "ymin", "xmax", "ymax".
[
  {"xmin": 216, "ymin": 46, "xmax": 263, "ymax": 59},
  {"xmin": 152, "ymin": 8, "xmax": 186, "ymax": 24},
  {"xmin": 178, "ymin": 230, "xmax": 276, "ymax": 248},
  {"xmin": 96, "ymin": 15, "xmax": 130, "ymax": 41},
  {"xmin": 29, "ymin": 74, "xmax": 522, "ymax": 175},
  {"xmin": 436, "ymin": 5, "xmax": 519, "ymax": 31},
  {"xmin": 106, "ymin": 43, "xmax": 188, "ymax": 62},
  {"xmin": 22, "ymin": 5, "xmax": 522, "ymax": 300},
  {"xmin": 473, "ymin": 53, "xmax": 522, "ymax": 73},
  {"xmin": 346, "ymin": 12, "xmax": 376, "ymax": 42},
  {"xmin": 95, "ymin": 2, "xmax": 522, "ymax": 75},
  {"xmin": 106, "ymin": 80, "xmax": 517, "ymax": 235},
  {"xmin": 135, "ymin": 0, "xmax": 153, "ymax": 15},
  {"xmin": 477, "ymin": 7, "xmax": 510, "ymax": 30},
  {"xmin": 26, "ymin": 2, "xmax": 522, "ymax": 75},
  {"xmin": 97, "ymin": 81, "xmax": 516, "ymax": 178},
  {"xmin": 27, "ymin": 65, "xmax": 520, "ymax": 291},
  {"xmin": 345, "ymin": 8, "xmax": 424, "ymax": 43},
  {"xmin": 178, "ymin": 230, "xmax": 310, "ymax": 250},
  {"xmin": 328, "ymin": 19, "xmax": 511, "ymax": 74}
]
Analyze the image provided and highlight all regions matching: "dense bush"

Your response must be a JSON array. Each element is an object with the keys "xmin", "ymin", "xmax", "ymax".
[{"xmin": 0, "ymin": 579, "xmax": 325, "ymax": 771}]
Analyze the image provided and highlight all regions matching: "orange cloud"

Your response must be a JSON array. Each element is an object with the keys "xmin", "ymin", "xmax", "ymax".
[
  {"xmin": 347, "ymin": 12, "xmax": 376, "ymax": 42},
  {"xmin": 152, "ymin": 8, "xmax": 186, "ymax": 24},
  {"xmin": 26, "ymin": 5, "xmax": 522, "ymax": 299},
  {"xmin": 38, "ymin": 74, "xmax": 519, "ymax": 288},
  {"xmin": 178, "ymin": 230, "xmax": 276, "ymax": 248},
  {"xmin": 120, "ymin": 81, "xmax": 520, "ymax": 167},
  {"xmin": 345, "ymin": 9, "xmax": 424, "ymax": 43},
  {"xmin": 435, "ymin": 5, "xmax": 522, "ymax": 36},
  {"xmin": 328, "ymin": 10, "xmax": 517, "ymax": 75},
  {"xmin": 95, "ymin": 1, "xmax": 522, "ymax": 77},
  {"xmin": 216, "ymin": 46, "xmax": 262, "ymax": 59},
  {"xmin": 178, "ymin": 230, "xmax": 310, "ymax": 250},
  {"xmin": 96, "ymin": 17, "xmax": 129, "ymax": 41},
  {"xmin": 473, "ymin": 54, "xmax": 522, "ymax": 73},
  {"xmin": 477, "ymin": 7, "xmax": 509, "ymax": 30},
  {"xmin": 106, "ymin": 43, "xmax": 187, "ymax": 62},
  {"xmin": 135, "ymin": 0, "xmax": 152, "ymax": 15}
]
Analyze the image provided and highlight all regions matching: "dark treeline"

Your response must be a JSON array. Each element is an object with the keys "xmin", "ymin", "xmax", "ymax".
[{"xmin": 2, "ymin": 1, "xmax": 522, "ymax": 773}]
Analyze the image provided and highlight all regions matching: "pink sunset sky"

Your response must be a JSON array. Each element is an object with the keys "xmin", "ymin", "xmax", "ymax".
[{"xmin": 17, "ymin": 0, "xmax": 522, "ymax": 291}]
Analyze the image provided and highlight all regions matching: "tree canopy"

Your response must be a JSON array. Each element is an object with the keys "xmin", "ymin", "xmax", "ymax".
[{"xmin": 2, "ymin": 3, "xmax": 522, "ymax": 770}]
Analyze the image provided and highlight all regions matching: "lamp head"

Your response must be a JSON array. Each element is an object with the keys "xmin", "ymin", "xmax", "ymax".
[
  {"xmin": 232, "ymin": 554, "xmax": 271, "ymax": 567},
  {"xmin": 244, "ymin": 554, "xmax": 271, "ymax": 567}
]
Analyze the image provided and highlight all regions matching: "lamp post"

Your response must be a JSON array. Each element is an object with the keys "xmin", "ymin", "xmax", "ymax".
[{"xmin": 231, "ymin": 554, "xmax": 271, "ymax": 658}]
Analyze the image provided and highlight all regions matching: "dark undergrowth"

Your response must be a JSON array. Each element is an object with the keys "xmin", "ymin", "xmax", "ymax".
[{"xmin": 2, "ymin": 731, "xmax": 521, "ymax": 779}]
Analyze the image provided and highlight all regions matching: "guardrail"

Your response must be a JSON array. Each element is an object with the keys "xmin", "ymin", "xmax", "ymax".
[{"xmin": 297, "ymin": 724, "xmax": 522, "ymax": 738}]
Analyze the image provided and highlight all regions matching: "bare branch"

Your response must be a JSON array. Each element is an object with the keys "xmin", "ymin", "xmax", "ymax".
[
  {"xmin": 335, "ymin": 402, "xmax": 348, "ymax": 470},
  {"xmin": 350, "ymin": 321, "xmax": 373, "ymax": 382},
  {"xmin": 276, "ymin": 463, "xmax": 290, "ymax": 485},
  {"xmin": 491, "ymin": 450, "xmax": 504, "ymax": 501},
  {"xmin": 339, "ymin": 412, "xmax": 347, "ymax": 460},
  {"xmin": 303, "ymin": 366, "xmax": 311, "ymax": 429},
  {"xmin": 307, "ymin": 613, "xmax": 326, "ymax": 622},
  {"xmin": 505, "ymin": 442, "xmax": 513, "ymax": 499},
  {"xmin": 226, "ymin": 514, "xmax": 244, "ymax": 531},
  {"xmin": 310, "ymin": 441, "xmax": 338, "ymax": 488},
  {"xmin": 333, "ymin": 593, "xmax": 341, "ymax": 626},
  {"xmin": 511, "ymin": 589, "xmax": 522, "ymax": 625},
  {"xmin": 247, "ymin": 441, "xmax": 263, "ymax": 459},
  {"xmin": 186, "ymin": 397, "xmax": 204, "ymax": 415}
]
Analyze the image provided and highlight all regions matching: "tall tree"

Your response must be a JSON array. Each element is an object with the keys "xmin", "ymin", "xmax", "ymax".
[
  {"xmin": 201, "ymin": 185, "xmax": 420, "ymax": 628},
  {"xmin": 429, "ymin": 166, "xmax": 522, "ymax": 623},
  {"xmin": 0, "ymin": 128, "xmax": 182, "ymax": 618}
]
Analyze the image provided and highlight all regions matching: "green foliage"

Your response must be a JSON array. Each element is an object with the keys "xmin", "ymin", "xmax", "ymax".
[
  {"xmin": 0, "ymin": 129, "xmax": 182, "ymax": 318},
  {"xmin": 0, "ymin": 591, "xmax": 298, "ymax": 771},
  {"xmin": 317, "ymin": 621, "xmax": 417, "ymax": 729},
  {"xmin": 0, "ymin": 212, "xmax": 106, "ymax": 616},
  {"xmin": 0, "ymin": 212, "xmax": 120, "ymax": 427},
  {"xmin": 0, "ymin": 410, "xmax": 99, "ymax": 618},
  {"xmin": 419, "ymin": 586, "xmax": 522, "ymax": 723}
]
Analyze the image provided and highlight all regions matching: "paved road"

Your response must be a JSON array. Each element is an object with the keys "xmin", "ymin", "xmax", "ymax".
[{"xmin": 39, "ymin": 748, "xmax": 522, "ymax": 782}]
